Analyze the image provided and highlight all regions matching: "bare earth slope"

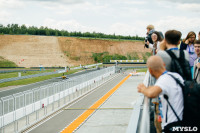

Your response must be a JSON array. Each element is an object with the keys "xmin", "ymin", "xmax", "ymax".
[
  {"xmin": 0, "ymin": 35, "xmax": 150, "ymax": 67},
  {"xmin": 0, "ymin": 35, "xmax": 68, "ymax": 67}
]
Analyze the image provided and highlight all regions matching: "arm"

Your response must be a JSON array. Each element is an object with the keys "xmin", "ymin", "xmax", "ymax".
[
  {"xmin": 180, "ymin": 41, "xmax": 187, "ymax": 50},
  {"xmin": 137, "ymin": 83, "xmax": 162, "ymax": 98}
]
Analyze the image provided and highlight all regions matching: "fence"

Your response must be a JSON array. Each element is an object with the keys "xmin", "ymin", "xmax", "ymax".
[
  {"xmin": 0, "ymin": 70, "xmax": 38, "ymax": 74},
  {"xmin": 0, "ymin": 66, "xmax": 115, "ymax": 133},
  {"xmin": 110, "ymin": 60, "xmax": 144, "ymax": 63},
  {"xmin": 126, "ymin": 70, "xmax": 151, "ymax": 133},
  {"xmin": 0, "ymin": 63, "xmax": 103, "ymax": 84}
]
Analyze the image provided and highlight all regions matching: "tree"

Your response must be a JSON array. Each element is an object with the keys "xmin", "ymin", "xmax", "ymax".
[{"xmin": 0, "ymin": 24, "xmax": 145, "ymax": 41}]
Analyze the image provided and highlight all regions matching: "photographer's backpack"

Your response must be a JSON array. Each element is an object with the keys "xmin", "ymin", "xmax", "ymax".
[
  {"xmin": 166, "ymin": 50, "xmax": 192, "ymax": 81},
  {"xmin": 163, "ymin": 50, "xmax": 200, "ymax": 131}
]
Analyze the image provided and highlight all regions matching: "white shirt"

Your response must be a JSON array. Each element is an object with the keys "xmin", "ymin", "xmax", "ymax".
[
  {"xmin": 155, "ymin": 72, "xmax": 184, "ymax": 128},
  {"xmin": 149, "ymin": 41, "xmax": 161, "ymax": 51}
]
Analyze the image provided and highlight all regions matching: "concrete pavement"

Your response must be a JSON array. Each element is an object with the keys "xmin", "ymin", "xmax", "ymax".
[{"xmin": 74, "ymin": 73, "xmax": 144, "ymax": 133}]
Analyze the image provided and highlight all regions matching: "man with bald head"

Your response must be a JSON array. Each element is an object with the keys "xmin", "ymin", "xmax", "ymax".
[{"xmin": 137, "ymin": 56, "xmax": 184, "ymax": 129}]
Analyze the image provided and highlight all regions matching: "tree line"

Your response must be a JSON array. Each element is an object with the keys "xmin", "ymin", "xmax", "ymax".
[{"xmin": 0, "ymin": 24, "xmax": 144, "ymax": 40}]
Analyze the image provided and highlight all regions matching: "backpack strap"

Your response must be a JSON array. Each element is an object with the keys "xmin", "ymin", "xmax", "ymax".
[
  {"xmin": 179, "ymin": 50, "xmax": 185, "ymax": 61},
  {"xmin": 163, "ymin": 94, "xmax": 181, "ymax": 122},
  {"xmin": 167, "ymin": 73, "xmax": 184, "ymax": 89},
  {"xmin": 164, "ymin": 73, "xmax": 184, "ymax": 122},
  {"xmin": 166, "ymin": 49, "xmax": 185, "ymax": 62},
  {"xmin": 166, "ymin": 50, "xmax": 178, "ymax": 60},
  {"xmin": 194, "ymin": 67, "xmax": 200, "ymax": 82}
]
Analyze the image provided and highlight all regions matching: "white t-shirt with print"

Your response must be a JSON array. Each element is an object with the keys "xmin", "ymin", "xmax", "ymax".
[{"xmin": 155, "ymin": 72, "xmax": 184, "ymax": 128}]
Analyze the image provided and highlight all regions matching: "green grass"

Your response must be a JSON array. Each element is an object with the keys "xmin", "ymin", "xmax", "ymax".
[
  {"xmin": 127, "ymin": 52, "xmax": 139, "ymax": 60},
  {"xmin": 0, "ymin": 56, "xmax": 18, "ymax": 67},
  {"xmin": 0, "ymin": 69, "xmax": 58, "ymax": 79},
  {"xmin": 0, "ymin": 69, "xmax": 80, "ymax": 88},
  {"xmin": 64, "ymin": 51, "xmax": 70, "ymax": 57},
  {"xmin": 70, "ymin": 56, "xmax": 80, "ymax": 61},
  {"xmin": 142, "ymin": 52, "xmax": 151, "ymax": 62},
  {"xmin": 136, "ymin": 68, "xmax": 147, "ymax": 72}
]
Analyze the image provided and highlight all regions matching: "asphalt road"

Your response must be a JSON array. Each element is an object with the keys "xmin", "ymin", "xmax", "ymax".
[
  {"xmin": 0, "ymin": 68, "xmax": 99, "ymax": 98},
  {"xmin": 27, "ymin": 74, "xmax": 125, "ymax": 133}
]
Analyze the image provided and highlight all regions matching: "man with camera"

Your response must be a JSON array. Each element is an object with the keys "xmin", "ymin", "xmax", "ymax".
[{"xmin": 144, "ymin": 24, "xmax": 155, "ymax": 48}]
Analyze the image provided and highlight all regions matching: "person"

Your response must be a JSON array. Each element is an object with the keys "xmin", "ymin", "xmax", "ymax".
[
  {"xmin": 198, "ymin": 32, "xmax": 200, "ymax": 40},
  {"xmin": 194, "ymin": 40, "xmax": 200, "ymax": 83},
  {"xmin": 180, "ymin": 31, "xmax": 197, "ymax": 77},
  {"xmin": 146, "ymin": 30, "xmax": 164, "ymax": 133},
  {"xmin": 144, "ymin": 24, "xmax": 155, "ymax": 48},
  {"xmin": 147, "ymin": 31, "xmax": 163, "ymax": 55},
  {"xmin": 137, "ymin": 56, "xmax": 184, "ymax": 129},
  {"xmin": 157, "ymin": 30, "xmax": 190, "ymax": 71}
]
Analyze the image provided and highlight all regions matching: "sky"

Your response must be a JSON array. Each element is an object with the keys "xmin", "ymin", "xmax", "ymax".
[{"xmin": 0, "ymin": 0, "xmax": 200, "ymax": 37}]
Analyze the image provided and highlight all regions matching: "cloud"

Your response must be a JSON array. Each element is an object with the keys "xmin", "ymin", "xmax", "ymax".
[
  {"xmin": 177, "ymin": 3, "xmax": 200, "ymax": 12},
  {"xmin": 25, "ymin": 0, "xmax": 84, "ymax": 4},
  {"xmin": 43, "ymin": 18, "xmax": 98, "ymax": 32},
  {"xmin": 123, "ymin": 1, "xmax": 147, "ymax": 5},
  {"xmin": 42, "ymin": 18, "xmax": 144, "ymax": 36},
  {"xmin": 0, "ymin": 0, "xmax": 25, "ymax": 9},
  {"xmin": 154, "ymin": 16, "xmax": 200, "ymax": 37},
  {"xmin": 0, "ymin": 11, "xmax": 12, "ymax": 23},
  {"xmin": 107, "ymin": 22, "xmax": 147, "ymax": 36},
  {"xmin": 157, "ymin": 0, "xmax": 200, "ymax": 4}
]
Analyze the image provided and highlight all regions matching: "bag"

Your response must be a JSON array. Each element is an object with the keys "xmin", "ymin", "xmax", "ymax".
[
  {"xmin": 166, "ymin": 50, "xmax": 192, "ymax": 81},
  {"xmin": 163, "ymin": 73, "xmax": 200, "ymax": 132}
]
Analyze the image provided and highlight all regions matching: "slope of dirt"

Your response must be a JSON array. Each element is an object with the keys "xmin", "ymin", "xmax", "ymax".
[
  {"xmin": 58, "ymin": 37, "xmax": 150, "ymax": 66},
  {"xmin": 0, "ymin": 35, "xmax": 68, "ymax": 67},
  {"xmin": 0, "ymin": 35, "xmax": 150, "ymax": 67}
]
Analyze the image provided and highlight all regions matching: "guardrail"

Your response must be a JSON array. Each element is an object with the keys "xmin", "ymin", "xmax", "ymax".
[
  {"xmin": 0, "ymin": 63, "xmax": 103, "ymax": 83},
  {"xmin": 0, "ymin": 71, "xmax": 59, "ymax": 84},
  {"xmin": 110, "ymin": 60, "xmax": 144, "ymax": 63},
  {"xmin": 0, "ymin": 70, "xmax": 40, "ymax": 74},
  {"xmin": 0, "ymin": 66, "xmax": 115, "ymax": 133},
  {"xmin": 126, "ymin": 70, "xmax": 151, "ymax": 133}
]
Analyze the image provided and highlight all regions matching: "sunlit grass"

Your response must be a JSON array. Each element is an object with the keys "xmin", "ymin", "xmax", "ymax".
[{"xmin": 0, "ymin": 69, "xmax": 80, "ymax": 88}]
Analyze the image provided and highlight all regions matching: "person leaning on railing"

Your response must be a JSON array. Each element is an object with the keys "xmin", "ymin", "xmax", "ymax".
[{"xmin": 137, "ymin": 56, "xmax": 184, "ymax": 130}]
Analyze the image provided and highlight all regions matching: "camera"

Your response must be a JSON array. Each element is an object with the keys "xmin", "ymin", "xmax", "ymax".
[{"xmin": 144, "ymin": 36, "xmax": 149, "ymax": 48}]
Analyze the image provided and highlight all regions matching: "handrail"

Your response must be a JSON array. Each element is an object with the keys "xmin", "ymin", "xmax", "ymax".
[{"xmin": 126, "ymin": 71, "xmax": 151, "ymax": 133}]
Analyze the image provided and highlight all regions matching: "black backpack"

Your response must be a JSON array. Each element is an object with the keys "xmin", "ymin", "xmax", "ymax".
[
  {"xmin": 166, "ymin": 50, "xmax": 192, "ymax": 81},
  {"xmin": 163, "ymin": 73, "xmax": 200, "ymax": 132}
]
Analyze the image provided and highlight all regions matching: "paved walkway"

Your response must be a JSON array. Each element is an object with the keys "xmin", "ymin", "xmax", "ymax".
[
  {"xmin": 74, "ymin": 74, "xmax": 144, "ymax": 133},
  {"xmin": 20, "ymin": 71, "xmax": 145, "ymax": 133}
]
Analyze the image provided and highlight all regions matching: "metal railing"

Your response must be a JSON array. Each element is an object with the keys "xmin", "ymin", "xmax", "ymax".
[
  {"xmin": 0, "ymin": 70, "xmax": 38, "ymax": 74},
  {"xmin": 0, "ymin": 66, "xmax": 115, "ymax": 133},
  {"xmin": 0, "ymin": 71, "xmax": 59, "ymax": 84},
  {"xmin": 0, "ymin": 63, "xmax": 102, "ymax": 83},
  {"xmin": 126, "ymin": 70, "xmax": 151, "ymax": 133}
]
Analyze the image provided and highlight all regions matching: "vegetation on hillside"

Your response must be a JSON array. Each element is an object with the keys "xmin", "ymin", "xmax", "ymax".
[
  {"xmin": 0, "ymin": 24, "xmax": 144, "ymax": 40},
  {"xmin": 92, "ymin": 52, "xmax": 127, "ymax": 63},
  {"xmin": 0, "ymin": 56, "xmax": 18, "ymax": 67},
  {"xmin": 92, "ymin": 52, "xmax": 151, "ymax": 63}
]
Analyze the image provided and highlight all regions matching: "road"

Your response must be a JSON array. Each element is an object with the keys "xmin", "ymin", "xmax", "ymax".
[
  {"xmin": 26, "ymin": 71, "xmax": 144, "ymax": 133},
  {"xmin": 0, "ymin": 68, "xmax": 99, "ymax": 98}
]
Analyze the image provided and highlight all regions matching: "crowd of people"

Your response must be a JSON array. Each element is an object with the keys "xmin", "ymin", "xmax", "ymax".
[{"xmin": 138, "ymin": 25, "xmax": 200, "ymax": 132}]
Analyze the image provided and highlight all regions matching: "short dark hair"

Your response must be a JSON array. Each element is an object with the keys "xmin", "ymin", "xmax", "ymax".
[
  {"xmin": 195, "ymin": 40, "xmax": 200, "ymax": 44},
  {"xmin": 165, "ymin": 30, "xmax": 182, "ymax": 45},
  {"xmin": 199, "ymin": 31, "xmax": 200, "ymax": 35}
]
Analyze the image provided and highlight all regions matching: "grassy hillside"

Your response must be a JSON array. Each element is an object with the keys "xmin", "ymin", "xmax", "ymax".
[
  {"xmin": 0, "ymin": 56, "xmax": 18, "ymax": 67},
  {"xmin": 0, "ymin": 35, "xmax": 151, "ymax": 67}
]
